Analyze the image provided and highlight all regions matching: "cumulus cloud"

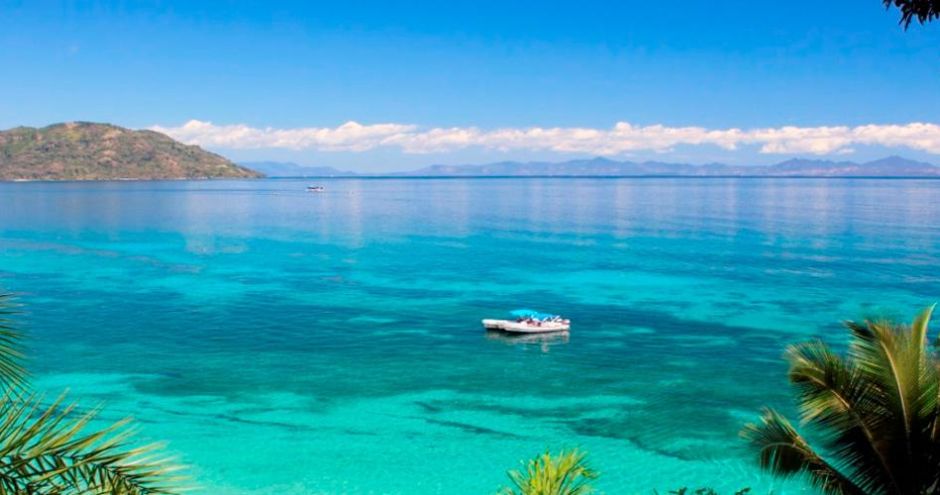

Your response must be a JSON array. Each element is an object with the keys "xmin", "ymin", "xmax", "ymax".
[
  {"xmin": 151, "ymin": 120, "xmax": 416, "ymax": 152},
  {"xmin": 151, "ymin": 120, "xmax": 940, "ymax": 156}
]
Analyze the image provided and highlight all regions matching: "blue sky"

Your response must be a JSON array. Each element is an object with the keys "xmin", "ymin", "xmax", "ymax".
[{"xmin": 2, "ymin": 0, "xmax": 939, "ymax": 171}]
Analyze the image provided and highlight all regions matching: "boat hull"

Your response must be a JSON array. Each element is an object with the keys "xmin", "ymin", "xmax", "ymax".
[
  {"xmin": 500, "ymin": 321, "xmax": 569, "ymax": 333},
  {"xmin": 481, "ymin": 319, "xmax": 570, "ymax": 334},
  {"xmin": 482, "ymin": 319, "xmax": 505, "ymax": 330}
]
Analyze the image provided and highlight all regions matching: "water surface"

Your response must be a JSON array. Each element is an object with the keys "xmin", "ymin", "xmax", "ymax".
[{"xmin": 1, "ymin": 178, "xmax": 939, "ymax": 494}]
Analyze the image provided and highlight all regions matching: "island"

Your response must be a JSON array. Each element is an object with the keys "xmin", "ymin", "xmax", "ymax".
[{"xmin": 0, "ymin": 122, "xmax": 261, "ymax": 180}]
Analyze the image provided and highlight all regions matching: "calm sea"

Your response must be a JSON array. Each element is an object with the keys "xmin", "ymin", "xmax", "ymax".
[{"xmin": 1, "ymin": 178, "xmax": 938, "ymax": 494}]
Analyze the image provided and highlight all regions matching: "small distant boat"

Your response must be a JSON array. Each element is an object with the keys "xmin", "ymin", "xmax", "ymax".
[
  {"xmin": 306, "ymin": 185, "xmax": 325, "ymax": 192},
  {"xmin": 482, "ymin": 309, "xmax": 570, "ymax": 334}
]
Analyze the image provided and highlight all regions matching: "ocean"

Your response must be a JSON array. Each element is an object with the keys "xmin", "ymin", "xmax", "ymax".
[{"xmin": 1, "ymin": 177, "xmax": 938, "ymax": 494}]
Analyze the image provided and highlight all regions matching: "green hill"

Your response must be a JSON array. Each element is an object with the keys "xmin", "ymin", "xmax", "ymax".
[{"xmin": 0, "ymin": 122, "xmax": 261, "ymax": 180}]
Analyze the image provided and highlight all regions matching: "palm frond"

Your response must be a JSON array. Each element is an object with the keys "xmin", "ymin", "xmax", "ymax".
[
  {"xmin": 785, "ymin": 341, "xmax": 897, "ymax": 494},
  {"xmin": 0, "ymin": 292, "xmax": 184, "ymax": 494},
  {"xmin": 0, "ymin": 391, "xmax": 183, "ymax": 494},
  {"xmin": 500, "ymin": 449, "xmax": 597, "ymax": 495},
  {"xmin": 846, "ymin": 313, "xmax": 938, "ymax": 493},
  {"xmin": 0, "ymin": 294, "xmax": 27, "ymax": 392},
  {"xmin": 911, "ymin": 305, "xmax": 938, "ymax": 421},
  {"xmin": 741, "ymin": 409, "xmax": 864, "ymax": 495},
  {"xmin": 747, "ymin": 304, "xmax": 940, "ymax": 494}
]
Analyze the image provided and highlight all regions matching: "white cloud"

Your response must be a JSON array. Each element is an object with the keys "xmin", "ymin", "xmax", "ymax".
[
  {"xmin": 151, "ymin": 120, "xmax": 416, "ymax": 152},
  {"xmin": 151, "ymin": 120, "xmax": 940, "ymax": 156}
]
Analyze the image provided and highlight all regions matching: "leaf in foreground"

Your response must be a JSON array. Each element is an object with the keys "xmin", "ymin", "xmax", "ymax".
[
  {"xmin": 0, "ymin": 293, "xmax": 184, "ymax": 494},
  {"xmin": 500, "ymin": 449, "xmax": 597, "ymax": 495}
]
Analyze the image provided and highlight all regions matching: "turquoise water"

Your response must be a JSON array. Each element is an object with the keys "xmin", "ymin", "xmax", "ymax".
[{"xmin": 1, "ymin": 178, "xmax": 939, "ymax": 494}]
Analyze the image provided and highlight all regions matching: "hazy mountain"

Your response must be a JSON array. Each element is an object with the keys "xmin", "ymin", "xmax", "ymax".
[
  {"xmin": 765, "ymin": 156, "xmax": 939, "ymax": 176},
  {"xmin": 0, "ymin": 122, "xmax": 261, "ymax": 180},
  {"xmin": 241, "ymin": 161, "xmax": 357, "ymax": 177},
  {"xmin": 399, "ymin": 156, "xmax": 940, "ymax": 177}
]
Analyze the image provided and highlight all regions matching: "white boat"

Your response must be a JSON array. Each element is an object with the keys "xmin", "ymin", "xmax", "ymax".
[
  {"xmin": 481, "ymin": 310, "xmax": 570, "ymax": 334},
  {"xmin": 498, "ymin": 320, "xmax": 570, "ymax": 333},
  {"xmin": 307, "ymin": 185, "xmax": 325, "ymax": 192}
]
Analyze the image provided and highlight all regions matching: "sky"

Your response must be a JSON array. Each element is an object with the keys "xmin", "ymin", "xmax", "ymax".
[{"xmin": 2, "ymin": 0, "xmax": 940, "ymax": 172}]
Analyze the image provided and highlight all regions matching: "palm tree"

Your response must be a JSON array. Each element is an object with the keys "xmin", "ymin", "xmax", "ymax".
[
  {"xmin": 884, "ymin": 0, "xmax": 940, "ymax": 27},
  {"xmin": 499, "ymin": 449, "xmax": 597, "ymax": 495},
  {"xmin": 742, "ymin": 304, "xmax": 940, "ymax": 495},
  {"xmin": 0, "ymin": 293, "xmax": 182, "ymax": 494}
]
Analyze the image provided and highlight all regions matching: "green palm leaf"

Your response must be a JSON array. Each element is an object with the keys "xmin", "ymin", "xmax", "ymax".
[
  {"xmin": 0, "ymin": 293, "xmax": 184, "ymax": 494},
  {"xmin": 744, "ymin": 304, "xmax": 940, "ymax": 495},
  {"xmin": 847, "ymin": 313, "xmax": 939, "ymax": 492},
  {"xmin": 0, "ymin": 294, "xmax": 26, "ymax": 391},
  {"xmin": 500, "ymin": 449, "xmax": 597, "ymax": 495},
  {"xmin": 785, "ymin": 341, "xmax": 896, "ymax": 493},
  {"xmin": 742, "ymin": 409, "xmax": 864, "ymax": 495}
]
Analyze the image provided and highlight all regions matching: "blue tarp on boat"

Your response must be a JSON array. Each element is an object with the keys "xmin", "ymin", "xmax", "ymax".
[{"xmin": 509, "ymin": 309, "xmax": 558, "ymax": 320}]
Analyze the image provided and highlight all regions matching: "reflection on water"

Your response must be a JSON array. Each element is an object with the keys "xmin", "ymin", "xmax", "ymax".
[
  {"xmin": 3, "ymin": 178, "xmax": 939, "ymax": 238},
  {"xmin": 484, "ymin": 329, "xmax": 571, "ymax": 350},
  {"xmin": 1, "ymin": 178, "xmax": 939, "ymax": 494}
]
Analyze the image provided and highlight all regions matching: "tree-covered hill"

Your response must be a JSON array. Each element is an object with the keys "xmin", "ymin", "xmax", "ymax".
[{"xmin": 0, "ymin": 122, "xmax": 261, "ymax": 180}]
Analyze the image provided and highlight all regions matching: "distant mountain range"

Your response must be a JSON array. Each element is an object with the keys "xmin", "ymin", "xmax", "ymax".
[
  {"xmin": 0, "ymin": 122, "xmax": 260, "ymax": 180},
  {"xmin": 249, "ymin": 156, "xmax": 940, "ymax": 178}
]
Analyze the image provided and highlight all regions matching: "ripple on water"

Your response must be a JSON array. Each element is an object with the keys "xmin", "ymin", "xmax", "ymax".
[{"xmin": 4, "ymin": 178, "xmax": 939, "ymax": 494}]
